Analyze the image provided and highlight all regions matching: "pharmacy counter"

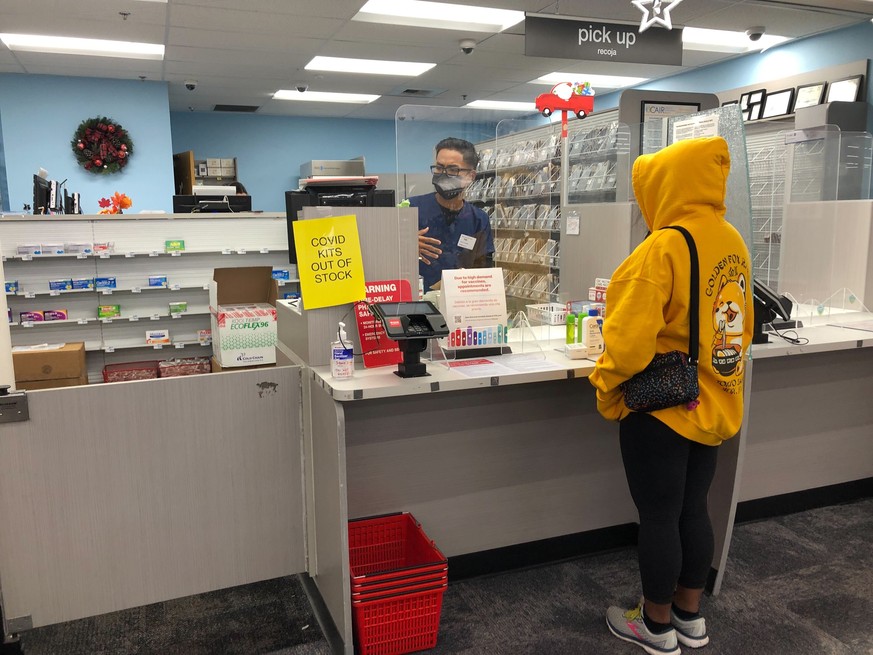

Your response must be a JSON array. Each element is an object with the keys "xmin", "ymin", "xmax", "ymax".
[{"xmin": 281, "ymin": 336, "xmax": 738, "ymax": 654}]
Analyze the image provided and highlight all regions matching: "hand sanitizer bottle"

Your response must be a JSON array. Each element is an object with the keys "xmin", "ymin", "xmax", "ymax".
[{"xmin": 330, "ymin": 322, "xmax": 354, "ymax": 379}]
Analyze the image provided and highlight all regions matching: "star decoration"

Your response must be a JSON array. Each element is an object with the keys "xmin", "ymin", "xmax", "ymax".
[{"xmin": 632, "ymin": 0, "xmax": 684, "ymax": 33}]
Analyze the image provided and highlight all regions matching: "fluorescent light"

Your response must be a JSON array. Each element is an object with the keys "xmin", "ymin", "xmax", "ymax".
[
  {"xmin": 466, "ymin": 100, "xmax": 534, "ymax": 111},
  {"xmin": 534, "ymin": 72, "xmax": 649, "ymax": 89},
  {"xmin": 683, "ymin": 27, "xmax": 788, "ymax": 53},
  {"xmin": 353, "ymin": 0, "xmax": 524, "ymax": 33},
  {"xmin": 273, "ymin": 90, "xmax": 379, "ymax": 104},
  {"xmin": 305, "ymin": 56, "xmax": 435, "ymax": 77},
  {"xmin": 0, "ymin": 33, "xmax": 164, "ymax": 60}
]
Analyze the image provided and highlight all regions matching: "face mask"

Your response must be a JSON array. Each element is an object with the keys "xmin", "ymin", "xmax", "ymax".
[{"xmin": 432, "ymin": 173, "xmax": 466, "ymax": 200}]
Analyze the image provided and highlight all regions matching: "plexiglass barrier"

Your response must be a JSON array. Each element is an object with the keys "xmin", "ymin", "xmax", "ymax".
[{"xmin": 777, "ymin": 125, "xmax": 873, "ymax": 326}]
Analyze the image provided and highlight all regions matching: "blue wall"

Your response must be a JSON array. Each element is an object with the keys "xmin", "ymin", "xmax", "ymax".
[
  {"xmin": 170, "ymin": 112, "xmax": 396, "ymax": 211},
  {"xmin": 0, "ymin": 74, "xmax": 174, "ymax": 213}
]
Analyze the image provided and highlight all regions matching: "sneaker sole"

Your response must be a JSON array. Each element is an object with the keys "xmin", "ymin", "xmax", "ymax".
[
  {"xmin": 675, "ymin": 628, "xmax": 710, "ymax": 649},
  {"xmin": 606, "ymin": 617, "xmax": 681, "ymax": 655}
]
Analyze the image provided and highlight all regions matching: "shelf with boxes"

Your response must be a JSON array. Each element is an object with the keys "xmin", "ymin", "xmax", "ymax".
[
  {"xmin": 470, "ymin": 110, "xmax": 621, "ymax": 307},
  {"xmin": 1, "ymin": 214, "xmax": 294, "ymax": 385}
]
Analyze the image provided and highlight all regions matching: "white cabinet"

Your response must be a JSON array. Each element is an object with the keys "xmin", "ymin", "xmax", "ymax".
[{"xmin": 2, "ymin": 214, "xmax": 295, "ymax": 382}]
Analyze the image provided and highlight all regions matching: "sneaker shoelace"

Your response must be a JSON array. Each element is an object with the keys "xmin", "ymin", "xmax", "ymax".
[{"xmin": 623, "ymin": 604, "xmax": 644, "ymax": 622}]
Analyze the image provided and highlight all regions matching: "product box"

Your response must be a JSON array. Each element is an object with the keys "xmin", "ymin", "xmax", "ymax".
[
  {"xmin": 103, "ymin": 361, "xmax": 159, "ymax": 383},
  {"xmin": 13, "ymin": 342, "xmax": 87, "ymax": 390},
  {"xmin": 300, "ymin": 158, "xmax": 366, "ymax": 178},
  {"xmin": 210, "ymin": 356, "xmax": 274, "ymax": 373},
  {"xmin": 17, "ymin": 244, "xmax": 42, "ymax": 255},
  {"xmin": 146, "ymin": 329, "xmax": 171, "ymax": 345},
  {"xmin": 588, "ymin": 287, "xmax": 607, "ymax": 303},
  {"xmin": 42, "ymin": 243, "xmax": 65, "ymax": 255},
  {"xmin": 271, "ymin": 269, "xmax": 290, "ymax": 280},
  {"xmin": 95, "ymin": 276, "xmax": 117, "ymax": 289},
  {"xmin": 20, "ymin": 310, "xmax": 45, "ymax": 322},
  {"xmin": 197, "ymin": 329, "xmax": 212, "ymax": 345},
  {"xmin": 93, "ymin": 242, "xmax": 114, "ymax": 254},
  {"xmin": 158, "ymin": 357, "xmax": 211, "ymax": 378},
  {"xmin": 72, "ymin": 277, "xmax": 95, "ymax": 290},
  {"xmin": 5, "ymin": 281, "xmax": 19, "ymax": 294},
  {"xmin": 98, "ymin": 304, "xmax": 121, "ymax": 319},
  {"xmin": 209, "ymin": 267, "xmax": 278, "ymax": 368},
  {"xmin": 168, "ymin": 301, "xmax": 188, "ymax": 315},
  {"xmin": 49, "ymin": 279, "xmax": 73, "ymax": 291},
  {"xmin": 165, "ymin": 240, "xmax": 185, "ymax": 253},
  {"xmin": 65, "ymin": 242, "xmax": 94, "ymax": 255},
  {"xmin": 148, "ymin": 275, "xmax": 168, "ymax": 288},
  {"xmin": 44, "ymin": 309, "xmax": 69, "ymax": 321}
]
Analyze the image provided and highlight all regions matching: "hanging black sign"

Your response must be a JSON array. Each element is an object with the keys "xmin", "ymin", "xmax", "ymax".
[{"xmin": 525, "ymin": 15, "xmax": 683, "ymax": 66}]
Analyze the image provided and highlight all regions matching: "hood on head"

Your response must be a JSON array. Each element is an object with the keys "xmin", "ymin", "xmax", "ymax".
[{"xmin": 632, "ymin": 136, "xmax": 731, "ymax": 232}]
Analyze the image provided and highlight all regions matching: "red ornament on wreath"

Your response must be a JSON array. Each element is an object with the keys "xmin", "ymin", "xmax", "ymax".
[{"xmin": 71, "ymin": 116, "xmax": 134, "ymax": 175}]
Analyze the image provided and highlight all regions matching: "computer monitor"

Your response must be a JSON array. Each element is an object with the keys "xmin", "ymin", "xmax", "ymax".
[
  {"xmin": 284, "ymin": 187, "xmax": 394, "ymax": 264},
  {"xmin": 32, "ymin": 174, "xmax": 50, "ymax": 214},
  {"xmin": 172, "ymin": 194, "xmax": 252, "ymax": 213}
]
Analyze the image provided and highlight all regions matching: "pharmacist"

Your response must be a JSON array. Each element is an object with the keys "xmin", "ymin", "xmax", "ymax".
[{"xmin": 410, "ymin": 137, "xmax": 494, "ymax": 291}]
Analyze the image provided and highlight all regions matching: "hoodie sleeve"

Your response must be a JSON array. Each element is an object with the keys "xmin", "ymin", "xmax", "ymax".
[{"xmin": 588, "ymin": 269, "xmax": 670, "ymax": 421}]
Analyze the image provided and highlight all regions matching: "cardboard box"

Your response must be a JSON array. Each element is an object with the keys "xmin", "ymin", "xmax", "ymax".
[
  {"xmin": 210, "ymin": 356, "xmax": 274, "ymax": 373},
  {"xmin": 17, "ymin": 375, "xmax": 88, "ymax": 391},
  {"xmin": 13, "ymin": 342, "xmax": 87, "ymax": 388},
  {"xmin": 209, "ymin": 267, "xmax": 278, "ymax": 368},
  {"xmin": 300, "ymin": 158, "xmax": 365, "ymax": 178}
]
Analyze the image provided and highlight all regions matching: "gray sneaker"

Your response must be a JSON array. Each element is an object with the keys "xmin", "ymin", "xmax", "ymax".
[
  {"xmin": 606, "ymin": 603, "xmax": 681, "ymax": 655},
  {"xmin": 671, "ymin": 608, "xmax": 710, "ymax": 648}
]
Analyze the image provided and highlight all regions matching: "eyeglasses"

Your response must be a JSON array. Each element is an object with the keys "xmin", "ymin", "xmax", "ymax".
[{"xmin": 430, "ymin": 164, "xmax": 474, "ymax": 176}]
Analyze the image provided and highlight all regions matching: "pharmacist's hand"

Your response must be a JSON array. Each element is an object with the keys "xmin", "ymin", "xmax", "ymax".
[{"xmin": 418, "ymin": 227, "xmax": 442, "ymax": 265}]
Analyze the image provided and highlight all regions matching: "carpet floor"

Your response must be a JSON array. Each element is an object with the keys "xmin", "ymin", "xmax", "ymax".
[{"xmin": 16, "ymin": 497, "xmax": 872, "ymax": 655}]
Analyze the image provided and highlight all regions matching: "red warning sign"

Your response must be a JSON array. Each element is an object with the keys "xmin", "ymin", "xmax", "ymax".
[{"xmin": 355, "ymin": 279, "xmax": 412, "ymax": 369}]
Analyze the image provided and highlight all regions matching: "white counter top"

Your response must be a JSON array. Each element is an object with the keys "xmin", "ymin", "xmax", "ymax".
[
  {"xmin": 308, "ymin": 336, "xmax": 596, "ymax": 401},
  {"xmin": 751, "ymin": 313, "xmax": 873, "ymax": 359}
]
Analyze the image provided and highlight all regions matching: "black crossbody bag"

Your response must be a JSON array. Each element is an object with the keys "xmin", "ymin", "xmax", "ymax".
[{"xmin": 620, "ymin": 226, "xmax": 700, "ymax": 412}]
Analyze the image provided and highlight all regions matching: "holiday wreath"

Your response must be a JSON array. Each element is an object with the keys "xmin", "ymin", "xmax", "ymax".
[{"xmin": 71, "ymin": 116, "xmax": 134, "ymax": 174}]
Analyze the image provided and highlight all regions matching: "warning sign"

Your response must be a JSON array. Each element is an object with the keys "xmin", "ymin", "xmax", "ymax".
[
  {"xmin": 294, "ymin": 214, "xmax": 366, "ymax": 310},
  {"xmin": 355, "ymin": 279, "xmax": 412, "ymax": 368}
]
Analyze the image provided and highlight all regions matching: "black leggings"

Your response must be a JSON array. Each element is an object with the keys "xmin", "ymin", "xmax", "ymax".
[{"xmin": 619, "ymin": 412, "xmax": 719, "ymax": 605}]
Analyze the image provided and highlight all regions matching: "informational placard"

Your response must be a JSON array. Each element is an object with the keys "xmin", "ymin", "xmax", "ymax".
[
  {"xmin": 642, "ymin": 102, "xmax": 701, "ymax": 154},
  {"xmin": 672, "ymin": 113, "xmax": 720, "ymax": 142},
  {"xmin": 525, "ymin": 15, "xmax": 683, "ymax": 66},
  {"xmin": 293, "ymin": 214, "xmax": 366, "ymax": 310},
  {"xmin": 355, "ymin": 279, "xmax": 412, "ymax": 368},
  {"xmin": 439, "ymin": 268, "xmax": 508, "ymax": 350}
]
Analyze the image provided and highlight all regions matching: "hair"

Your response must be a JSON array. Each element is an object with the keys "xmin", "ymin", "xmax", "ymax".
[
  {"xmin": 435, "ymin": 137, "xmax": 479, "ymax": 170},
  {"xmin": 232, "ymin": 181, "xmax": 248, "ymax": 195}
]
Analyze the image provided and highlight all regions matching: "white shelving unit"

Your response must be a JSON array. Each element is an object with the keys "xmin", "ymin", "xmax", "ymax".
[{"xmin": 1, "ymin": 213, "xmax": 295, "ymax": 383}]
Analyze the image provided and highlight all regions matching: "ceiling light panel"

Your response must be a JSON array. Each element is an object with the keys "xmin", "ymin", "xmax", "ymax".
[
  {"xmin": 273, "ymin": 90, "xmax": 379, "ymax": 103},
  {"xmin": 534, "ymin": 72, "xmax": 649, "ymax": 89},
  {"xmin": 305, "ymin": 56, "xmax": 435, "ymax": 76},
  {"xmin": 466, "ymin": 100, "xmax": 534, "ymax": 111},
  {"xmin": 0, "ymin": 33, "xmax": 164, "ymax": 60},
  {"xmin": 683, "ymin": 27, "xmax": 789, "ymax": 53},
  {"xmin": 353, "ymin": 0, "xmax": 524, "ymax": 33}
]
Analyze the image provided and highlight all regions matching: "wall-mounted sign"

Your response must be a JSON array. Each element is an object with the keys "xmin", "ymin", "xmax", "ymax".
[{"xmin": 525, "ymin": 14, "xmax": 683, "ymax": 66}]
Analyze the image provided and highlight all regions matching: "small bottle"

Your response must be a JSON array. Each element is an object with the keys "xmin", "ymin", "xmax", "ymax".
[
  {"xmin": 565, "ymin": 312, "xmax": 576, "ymax": 344},
  {"xmin": 330, "ymin": 322, "xmax": 354, "ymax": 379},
  {"xmin": 581, "ymin": 310, "xmax": 604, "ymax": 355}
]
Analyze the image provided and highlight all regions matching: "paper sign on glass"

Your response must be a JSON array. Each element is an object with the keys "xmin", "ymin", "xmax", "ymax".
[
  {"xmin": 439, "ymin": 268, "xmax": 508, "ymax": 349},
  {"xmin": 293, "ymin": 214, "xmax": 366, "ymax": 310}
]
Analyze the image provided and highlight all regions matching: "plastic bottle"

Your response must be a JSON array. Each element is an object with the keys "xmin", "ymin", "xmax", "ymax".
[
  {"xmin": 565, "ymin": 312, "xmax": 576, "ymax": 344},
  {"xmin": 581, "ymin": 310, "xmax": 604, "ymax": 355},
  {"xmin": 330, "ymin": 322, "xmax": 354, "ymax": 379}
]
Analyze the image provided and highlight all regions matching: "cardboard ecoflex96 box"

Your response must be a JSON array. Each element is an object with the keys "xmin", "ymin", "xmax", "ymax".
[{"xmin": 209, "ymin": 267, "xmax": 278, "ymax": 368}]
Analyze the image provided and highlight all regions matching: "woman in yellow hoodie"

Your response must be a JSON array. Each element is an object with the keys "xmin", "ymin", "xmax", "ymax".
[{"xmin": 589, "ymin": 136, "xmax": 753, "ymax": 655}]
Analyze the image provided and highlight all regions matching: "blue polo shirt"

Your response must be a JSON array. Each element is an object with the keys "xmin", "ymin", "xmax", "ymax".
[{"xmin": 410, "ymin": 193, "xmax": 495, "ymax": 290}]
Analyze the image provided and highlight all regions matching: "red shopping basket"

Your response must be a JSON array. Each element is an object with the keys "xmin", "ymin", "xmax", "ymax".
[{"xmin": 349, "ymin": 513, "xmax": 447, "ymax": 655}]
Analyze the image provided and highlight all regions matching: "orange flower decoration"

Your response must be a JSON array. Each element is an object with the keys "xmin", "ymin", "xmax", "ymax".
[{"xmin": 98, "ymin": 192, "xmax": 133, "ymax": 214}]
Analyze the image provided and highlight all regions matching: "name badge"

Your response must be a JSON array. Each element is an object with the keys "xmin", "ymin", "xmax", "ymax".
[{"xmin": 458, "ymin": 234, "xmax": 477, "ymax": 251}]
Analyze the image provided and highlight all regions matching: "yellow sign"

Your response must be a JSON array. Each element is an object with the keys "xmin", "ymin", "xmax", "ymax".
[{"xmin": 294, "ymin": 214, "xmax": 366, "ymax": 309}]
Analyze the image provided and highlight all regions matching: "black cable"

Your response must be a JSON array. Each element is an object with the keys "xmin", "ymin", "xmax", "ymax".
[
  {"xmin": 765, "ymin": 322, "xmax": 808, "ymax": 345},
  {"xmin": 337, "ymin": 301, "xmax": 386, "ymax": 356}
]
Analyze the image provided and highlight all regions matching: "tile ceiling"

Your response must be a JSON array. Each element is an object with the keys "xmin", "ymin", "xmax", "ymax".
[{"xmin": 0, "ymin": 0, "xmax": 871, "ymax": 120}]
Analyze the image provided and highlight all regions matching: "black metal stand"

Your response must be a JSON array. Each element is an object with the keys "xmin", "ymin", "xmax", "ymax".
[{"xmin": 395, "ymin": 339, "xmax": 429, "ymax": 378}]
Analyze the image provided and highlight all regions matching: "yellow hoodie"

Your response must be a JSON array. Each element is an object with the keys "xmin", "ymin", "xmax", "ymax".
[{"xmin": 588, "ymin": 136, "xmax": 753, "ymax": 446}]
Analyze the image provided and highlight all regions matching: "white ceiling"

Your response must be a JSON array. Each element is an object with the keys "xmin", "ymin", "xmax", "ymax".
[{"xmin": 1, "ymin": 0, "xmax": 871, "ymax": 120}]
